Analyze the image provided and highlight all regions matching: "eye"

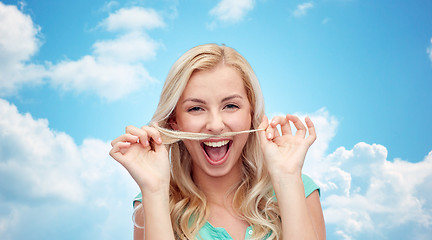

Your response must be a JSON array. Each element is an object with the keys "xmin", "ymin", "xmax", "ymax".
[
  {"xmin": 224, "ymin": 104, "xmax": 239, "ymax": 110},
  {"xmin": 187, "ymin": 106, "xmax": 203, "ymax": 112}
]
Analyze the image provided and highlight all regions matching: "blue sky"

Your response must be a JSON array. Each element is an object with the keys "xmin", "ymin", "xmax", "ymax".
[{"xmin": 0, "ymin": 0, "xmax": 431, "ymax": 239}]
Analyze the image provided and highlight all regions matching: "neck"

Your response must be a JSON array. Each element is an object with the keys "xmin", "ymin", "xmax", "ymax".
[{"xmin": 193, "ymin": 163, "xmax": 243, "ymax": 207}]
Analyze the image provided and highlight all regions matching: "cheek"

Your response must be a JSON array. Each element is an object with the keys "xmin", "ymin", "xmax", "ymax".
[
  {"xmin": 182, "ymin": 140, "xmax": 197, "ymax": 154},
  {"xmin": 178, "ymin": 117, "xmax": 205, "ymax": 132},
  {"xmin": 175, "ymin": 112, "xmax": 201, "ymax": 132},
  {"xmin": 230, "ymin": 112, "xmax": 252, "ymax": 130}
]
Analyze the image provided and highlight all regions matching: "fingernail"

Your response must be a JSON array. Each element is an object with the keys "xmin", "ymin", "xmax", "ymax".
[
  {"xmin": 157, "ymin": 137, "xmax": 162, "ymax": 144},
  {"xmin": 267, "ymin": 132, "xmax": 272, "ymax": 139}
]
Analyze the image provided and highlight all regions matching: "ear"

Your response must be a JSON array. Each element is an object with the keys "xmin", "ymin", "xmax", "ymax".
[{"xmin": 168, "ymin": 115, "xmax": 179, "ymax": 130}]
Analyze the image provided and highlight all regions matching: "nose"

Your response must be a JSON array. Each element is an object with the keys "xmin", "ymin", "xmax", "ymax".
[{"xmin": 205, "ymin": 111, "xmax": 225, "ymax": 134}]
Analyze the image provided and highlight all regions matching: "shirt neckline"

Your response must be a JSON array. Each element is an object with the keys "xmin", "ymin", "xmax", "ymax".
[{"xmin": 203, "ymin": 221, "xmax": 253, "ymax": 240}]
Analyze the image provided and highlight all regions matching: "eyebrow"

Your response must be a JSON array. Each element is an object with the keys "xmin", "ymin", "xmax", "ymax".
[
  {"xmin": 221, "ymin": 94, "xmax": 244, "ymax": 102},
  {"xmin": 182, "ymin": 98, "xmax": 206, "ymax": 104},
  {"xmin": 182, "ymin": 94, "xmax": 244, "ymax": 104}
]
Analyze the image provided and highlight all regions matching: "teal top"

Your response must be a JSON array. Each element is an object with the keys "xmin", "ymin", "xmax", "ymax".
[
  {"xmin": 133, "ymin": 174, "xmax": 320, "ymax": 240},
  {"xmin": 198, "ymin": 222, "xmax": 256, "ymax": 240}
]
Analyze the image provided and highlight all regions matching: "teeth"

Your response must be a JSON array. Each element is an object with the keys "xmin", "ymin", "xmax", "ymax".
[{"xmin": 203, "ymin": 140, "xmax": 229, "ymax": 147}]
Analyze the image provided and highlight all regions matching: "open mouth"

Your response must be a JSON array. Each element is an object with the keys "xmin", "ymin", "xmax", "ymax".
[{"xmin": 201, "ymin": 139, "xmax": 232, "ymax": 165}]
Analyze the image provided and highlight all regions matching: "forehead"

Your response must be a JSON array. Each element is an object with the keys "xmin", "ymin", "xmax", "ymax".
[{"xmin": 181, "ymin": 65, "xmax": 246, "ymax": 98}]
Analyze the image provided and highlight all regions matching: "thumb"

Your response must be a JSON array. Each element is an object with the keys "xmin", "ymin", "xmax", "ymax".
[
  {"xmin": 153, "ymin": 139, "xmax": 167, "ymax": 153},
  {"xmin": 151, "ymin": 122, "xmax": 167, "ymax": 153}
]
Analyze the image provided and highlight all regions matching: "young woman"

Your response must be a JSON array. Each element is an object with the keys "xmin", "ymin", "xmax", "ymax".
[{"xmin": 110, "ymin": 44, "xmax": 325, "ymax": 240}]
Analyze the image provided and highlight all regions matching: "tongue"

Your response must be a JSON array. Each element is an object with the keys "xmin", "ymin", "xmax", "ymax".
[{"xmin": 204, "ymin": 144, "xmax": 228, "ymax": 161}]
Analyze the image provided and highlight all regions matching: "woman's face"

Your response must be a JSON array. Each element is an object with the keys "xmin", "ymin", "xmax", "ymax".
[{"xmin": 172, "ymin": 64, "xmax": 252, "ymax": 181}]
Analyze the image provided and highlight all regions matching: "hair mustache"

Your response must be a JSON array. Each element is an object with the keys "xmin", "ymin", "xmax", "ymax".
[{"xmin": 151, "ymin": 124, "xmax": 265, "ymax": 144}]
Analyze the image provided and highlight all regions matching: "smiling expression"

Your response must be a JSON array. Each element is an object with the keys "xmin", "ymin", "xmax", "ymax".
[{"xmin": 172, "ymin": 64, "xmax": 252, "ymax": 180}]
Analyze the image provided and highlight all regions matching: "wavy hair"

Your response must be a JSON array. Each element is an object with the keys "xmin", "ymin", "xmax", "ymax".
[{"xmin": 134, "ymin": 44, "xmax": 281, "ymax": 239}]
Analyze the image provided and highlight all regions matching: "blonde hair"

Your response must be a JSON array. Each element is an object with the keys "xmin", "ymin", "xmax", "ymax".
[
  {"xmin": 153, "ymin": 124, "xmax": 264, "ymax": 144},
  {"xmin": 135, "ymin": 44, "xmax": 281, "ymax": 239}
]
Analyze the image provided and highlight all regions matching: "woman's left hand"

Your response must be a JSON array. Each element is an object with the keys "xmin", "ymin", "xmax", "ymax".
[{"xmin": 258, "ymin": 114, "xmax": 316, "ymax": 176}]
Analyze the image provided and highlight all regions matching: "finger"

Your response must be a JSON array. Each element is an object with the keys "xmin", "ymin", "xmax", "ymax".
[
  {"xmin": 258, "ymin": 115, "xmax": 270, "ymax": 143},
  {"xmin": 109, "ymin": 142, "xmax": 131, "ymax": 163},
  {"xmin": 269, "ymin": 116, "xmax": 282, "ymax": 137},
  {"xmin": 265, "ymin": 119, "xmax": 277, "ymax": 140},
  {"xmin": 126, "ymin": 125, "xmax": 150, "ymax": 147},
  {"xmin": 151, "ymin": 122, "xmax": 166, "ymax": 151},
  {"xmin": 287, "ymin": 114, "xmax": 307, "ymax": 138},
  {"xmin": 305, "ymin": 116, "xmax": 317, "ymax": 145},
  {"xmin": 270, "ymin": 115, "xmax": 292, "ymax": 136},
  {"xmin": 111, "ymin": 134, "xmax": 139, "ymax": 146},
  {"xmin": 141, "ymin": 125, "xmax": 163, "ymax": 145}
]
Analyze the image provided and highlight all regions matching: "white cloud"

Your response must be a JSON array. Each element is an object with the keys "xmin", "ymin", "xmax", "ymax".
[
  {"xmin": 0, "ymin": 2, "xmax": 39, "ymax": 63},
  {"xmin": 427, "ymin": 37, "xmax": 432, "ymax": 63},
  {"xmin": 209, "ymin": 0, "xmax": 255, "ymax": 23},
  {"xmin": 0, "ymin": 98, "xmax": 96, "ymax": 202},
  {"xmin": 319, "ymin": 143, "xmax": 432, "ymax": 238},
  {"xmin": 0, "ymin": 3, "xmax": 164, "ymax": 101},
  {"xmin": 293, "ymin": 2, "xmax": 314, "ymax": 17},
  {"xmin": 0, "ymin": 2, "xmax": 47, "ymax": 96},
  {"xmin": 0, "ymin": 98, "xmax": 137, "ymax": 239},
  {"xmin": 101, "ymin": 7, "xmax": 165, "ymax": 32},
  {"xmin": 47, "ymin": 7, "xmax": 164, "ymax": 101},
  {"xmin": 48, "ymin": 54, "xmax": 155, "ymax": 101},
  {"xmin": 93, "ymin": 32, "xmax": 159, "ymax": 63},
  {"xmin": 100, "ymin": 1, "xmax": 120, "ymax": 13},
  {"xmin": 287, "ymin": 109, "xmax": 432, "ymax": 239}
]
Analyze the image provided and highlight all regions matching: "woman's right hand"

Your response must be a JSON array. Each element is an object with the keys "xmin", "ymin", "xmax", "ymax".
[{"xmin": 109, "ymin": 125, "xmax": 170, "ymax": 194}]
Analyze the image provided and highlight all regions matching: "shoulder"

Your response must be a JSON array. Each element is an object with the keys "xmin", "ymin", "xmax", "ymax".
[
  {"xmin": 270, "ymin": 174, "xmax": 320, "ymax": 200},
  {"xmin": 133, "ymin": 192, "xmax": 143, "ymax": 205},
  {"xmin": 301, "ymin": 173, "xmax": 320, "ymax": 198}
]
